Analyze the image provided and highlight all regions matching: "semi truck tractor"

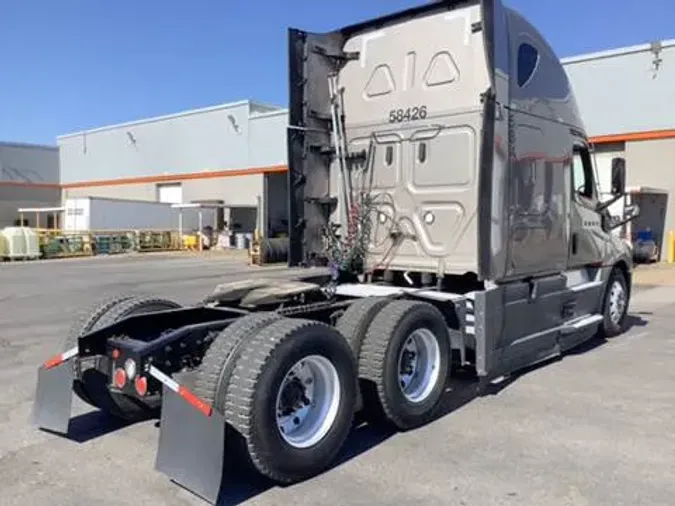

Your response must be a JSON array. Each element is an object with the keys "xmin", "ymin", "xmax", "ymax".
[{"xmin": 32, "ymin": 0, "xmax": 639, "ymax": 503}]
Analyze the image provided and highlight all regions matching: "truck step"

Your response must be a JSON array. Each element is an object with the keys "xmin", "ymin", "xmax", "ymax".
[
  {"xmin": 334, "ymin": 283, "xmax": 464, "ymax": 302},
  {"xmin": 569, "ymin": 280, "xmax": 604, "ymax": 293},
  {"xmin": 464, "ymin": 293, "xmax": 476, "ymax": 336},
  {"xmin": 561, "ymin": 314, "xmax": 604, "ymax": 334}
]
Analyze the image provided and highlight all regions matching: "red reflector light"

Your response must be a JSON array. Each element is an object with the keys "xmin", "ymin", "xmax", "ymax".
[
  {"xmin": 178, "ymin": 386, "xmax": 213, "ymax": 417},
  {"xmin": 44, "ymin": 354, "xmax": 63, "ymax": 370},
  {"xmin": 113, "ymin": 368, "xmax": 127, "ymax": 389},
  {"xmin": 111, "ymin": 349, "xmax": 120, "ymax": 359},
  {"xmin": 134, "ymin": 376, "xmax": 148, "ymax": 396}
]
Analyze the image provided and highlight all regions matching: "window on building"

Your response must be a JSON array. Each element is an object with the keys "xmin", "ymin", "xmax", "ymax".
[
  {"xmin": 157, "ymin": 183, "xmax": 183, "ymax": 204},
  {"xmin": 517, "ymin": 43, "xmax": 539, "ymax": 87}
]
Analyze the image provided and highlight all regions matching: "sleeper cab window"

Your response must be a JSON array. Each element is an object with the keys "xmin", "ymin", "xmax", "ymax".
[{"xmin": 517, "ymin": 42, "xmax": 539, "ymax": 87}]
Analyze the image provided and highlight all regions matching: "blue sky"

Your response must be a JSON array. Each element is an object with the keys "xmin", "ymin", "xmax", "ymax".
[{"xmin": 1, "ymin": 0, "xmax": 672, "ymax": 145}]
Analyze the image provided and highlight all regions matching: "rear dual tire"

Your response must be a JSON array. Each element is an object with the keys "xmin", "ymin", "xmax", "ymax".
[
  {"xmin": 64, "ymin": 293, "xmax": 182, "ymax": 421},
  {"xmin": 196, "ymin": 315, "xmax": 357, "ymax": 484},
  {"xmin": 353, "ymin": 299, "xmax": 450, "ymax": 430}
]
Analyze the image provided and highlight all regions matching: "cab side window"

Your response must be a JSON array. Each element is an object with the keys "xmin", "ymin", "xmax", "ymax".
[
  {"xmin": 517, "ymin": 43, "xmax": 539, "ymax": 87},
  {"xmin": 572, "ymin": 145, "xmax": 595, "ymax": 201}
]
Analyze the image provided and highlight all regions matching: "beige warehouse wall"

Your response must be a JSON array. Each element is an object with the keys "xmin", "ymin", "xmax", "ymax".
[
  {"xmin": 184, "ymin": 174, "xmax": 263, "ymax": 207},
  {"xmin": 625, "ymin": 137, "xmax": 675, "ymax": 245},
  {"xmin": 63, "ymin": 183, "xmax": 156, "ymax": 200},
  {"xmin": 58, "ymin": 102, "xmax": 252, "ymax": 184}
]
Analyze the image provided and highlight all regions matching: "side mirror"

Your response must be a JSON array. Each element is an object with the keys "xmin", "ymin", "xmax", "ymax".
[
  {"xmin": 625, "ymin": 203, "xmax": 640, "ymax": 221},
  {"xmin": 611, "ymin": 157, "xmax": 626, "ymax": 195}
]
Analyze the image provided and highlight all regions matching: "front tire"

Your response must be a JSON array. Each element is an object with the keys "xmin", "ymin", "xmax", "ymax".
[
  {"xmin": 224, "ymin": 318, "xmax": 357, "ymax": 484},
  {"xmin": 600, "ymin": 268, "xmax": 629, "ymax": 337}
]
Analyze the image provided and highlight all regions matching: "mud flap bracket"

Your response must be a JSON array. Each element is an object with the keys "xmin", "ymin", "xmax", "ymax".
[
  {"xmin": 154, "ymin": 382, "xmax": 227, "ymax": 505},
  {"xmin": 31, "ymin": 359, "xmax": 75, "ymax": 435}
]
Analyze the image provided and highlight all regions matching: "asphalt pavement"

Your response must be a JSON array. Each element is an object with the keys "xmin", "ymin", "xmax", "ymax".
[{"xmin": 0, "ymin": 254, "xmax": 673, "ymax": 506}]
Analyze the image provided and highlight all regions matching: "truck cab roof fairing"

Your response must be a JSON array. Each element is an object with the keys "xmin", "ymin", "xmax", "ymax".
[{"xmin": 339, "ymin": 0, "xmax": 481, "ymax": 38}]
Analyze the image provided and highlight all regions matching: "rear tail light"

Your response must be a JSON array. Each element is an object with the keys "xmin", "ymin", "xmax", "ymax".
[
  {"xmin": 113, "ymin": 368, "xmax": 127, "ymax": 389},
  {"xmin": 134, "ymin": 376, "xmax": 148, "ymax": 397}
]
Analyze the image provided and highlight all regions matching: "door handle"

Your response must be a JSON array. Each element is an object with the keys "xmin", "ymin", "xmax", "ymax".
[{"xmin": 572, "ymin": 233, "xmax": 578, "ymax": 255}]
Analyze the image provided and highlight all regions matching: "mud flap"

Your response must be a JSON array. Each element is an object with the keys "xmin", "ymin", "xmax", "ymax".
[
  {"xmin": 153, "ymin": 374, "xmax": 227, "ymax": 505},
  {"xmin": 31, "ymin": 360, "xmax": 75, "ymax": 435}
]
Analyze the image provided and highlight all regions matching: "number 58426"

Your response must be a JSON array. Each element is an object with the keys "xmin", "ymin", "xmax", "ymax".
[{"xmin": 388, "ymin": 106, "xmax": 428, "ymax": 123}]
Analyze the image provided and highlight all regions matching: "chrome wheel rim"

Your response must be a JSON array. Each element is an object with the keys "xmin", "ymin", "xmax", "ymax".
[
  {"xmin": 275, "ymin": 355, "xmax": 341, "ymax": 449},
  {"xmin": 608, "ymin": 280, "xmax": 627, "ymax": 325},
  {"xmin": 397, "ymin": 328, "xmax": 441, "ymax": 403}
]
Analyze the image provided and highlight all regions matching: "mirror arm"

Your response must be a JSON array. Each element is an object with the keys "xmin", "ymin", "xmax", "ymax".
[
  {"xmin": 610, "ymin": 214, "xmax": 638, "ymax": 231},
  {"xmin": 596, "ymin": 193, "xmax": 624, "ymax": 212}
]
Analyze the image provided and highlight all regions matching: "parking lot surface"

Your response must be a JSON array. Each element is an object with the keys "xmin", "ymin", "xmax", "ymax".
[{"xmin": 1, "ymin": 255, "xmax": 674, "ymax": 506}]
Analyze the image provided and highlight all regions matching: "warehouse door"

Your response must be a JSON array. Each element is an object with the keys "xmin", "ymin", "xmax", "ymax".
[{"xmin": 157, "ymin": 183, "xmax": 183, "ymax": 204}]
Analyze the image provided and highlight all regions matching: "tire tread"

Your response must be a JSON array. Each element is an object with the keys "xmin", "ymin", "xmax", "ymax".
[
  {"xmin": 600, "ymin": 268, "xmax": 629, "ymax": 338},
  {"xmin": 64, "ymin": 293, "xmax": 145, "ymax": 408},
  {"xmin": 68, "ymin": 294, "xmax": 181, "ymax": 420},
  {"xmin": 193, "ymin": 312, "xmax": 282, "ymax": 410},
  {"xmin": 335, "ymin": 297, "xmax": 390, "ymax": 358},
  {"xmin": 96, "ymin": 295, "xmax": 181, "ymax": 329},
  {"xmin": 225, "ymin": 318, "xmax": 350, "ymax": 483},
  {"xmin": 64, "ymin": 293, "xmax": 142, "ymax": 350},
  {"xmin": 359, "ymin": 299, "xmax": 448, "ymax": 429}
]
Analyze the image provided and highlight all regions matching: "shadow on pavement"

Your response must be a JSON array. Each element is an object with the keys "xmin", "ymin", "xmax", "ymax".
[
  {"xmin": 209, "ymin": 412, "xmax": 403, "ymax": 505},
  {"xmin": 54, "ymin": 410, "xmax": 135, "ymax": 443},
  {"xmin": 477, "ymin": 311, "xmax": 651, "ymax": 397},
  {"xmin": 567, "ymin": 313, "xmax": 649, "ymax": 355},
  {"xmin": 624, "ymin": 313, "xmax": 650, "ymax": 329}
]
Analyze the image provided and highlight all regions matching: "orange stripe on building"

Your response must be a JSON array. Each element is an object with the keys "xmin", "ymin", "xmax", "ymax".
[
  {"xmin": 590, "ymin": 128, "xmax": 675, "ymax": 144},
  {"xmin": 61, "ymin": 164, "xmax": 289, "ymax": 189},
  {"xmin": 6, "ymin": 129, "xmax": 675, "ymax": 190}
]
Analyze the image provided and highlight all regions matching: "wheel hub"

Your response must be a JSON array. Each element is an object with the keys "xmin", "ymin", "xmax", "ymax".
[
  {"xmin": 608, "ymin": 280, "xmax": 626, "ymax": 325},
  {"xmin": 278, "ymin": 377, "xmax": 310, "ymax": 417},
  {"xmin": 399, "ymin": 343, "xmax": 418, "ymax": 389},
  {"xmin": 275, "ymin": 355, "xmax": 341, "ymax": 449},
  {"xmin": 397, "ymin": 328, "xmax": 441, "ymax": 404}
]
